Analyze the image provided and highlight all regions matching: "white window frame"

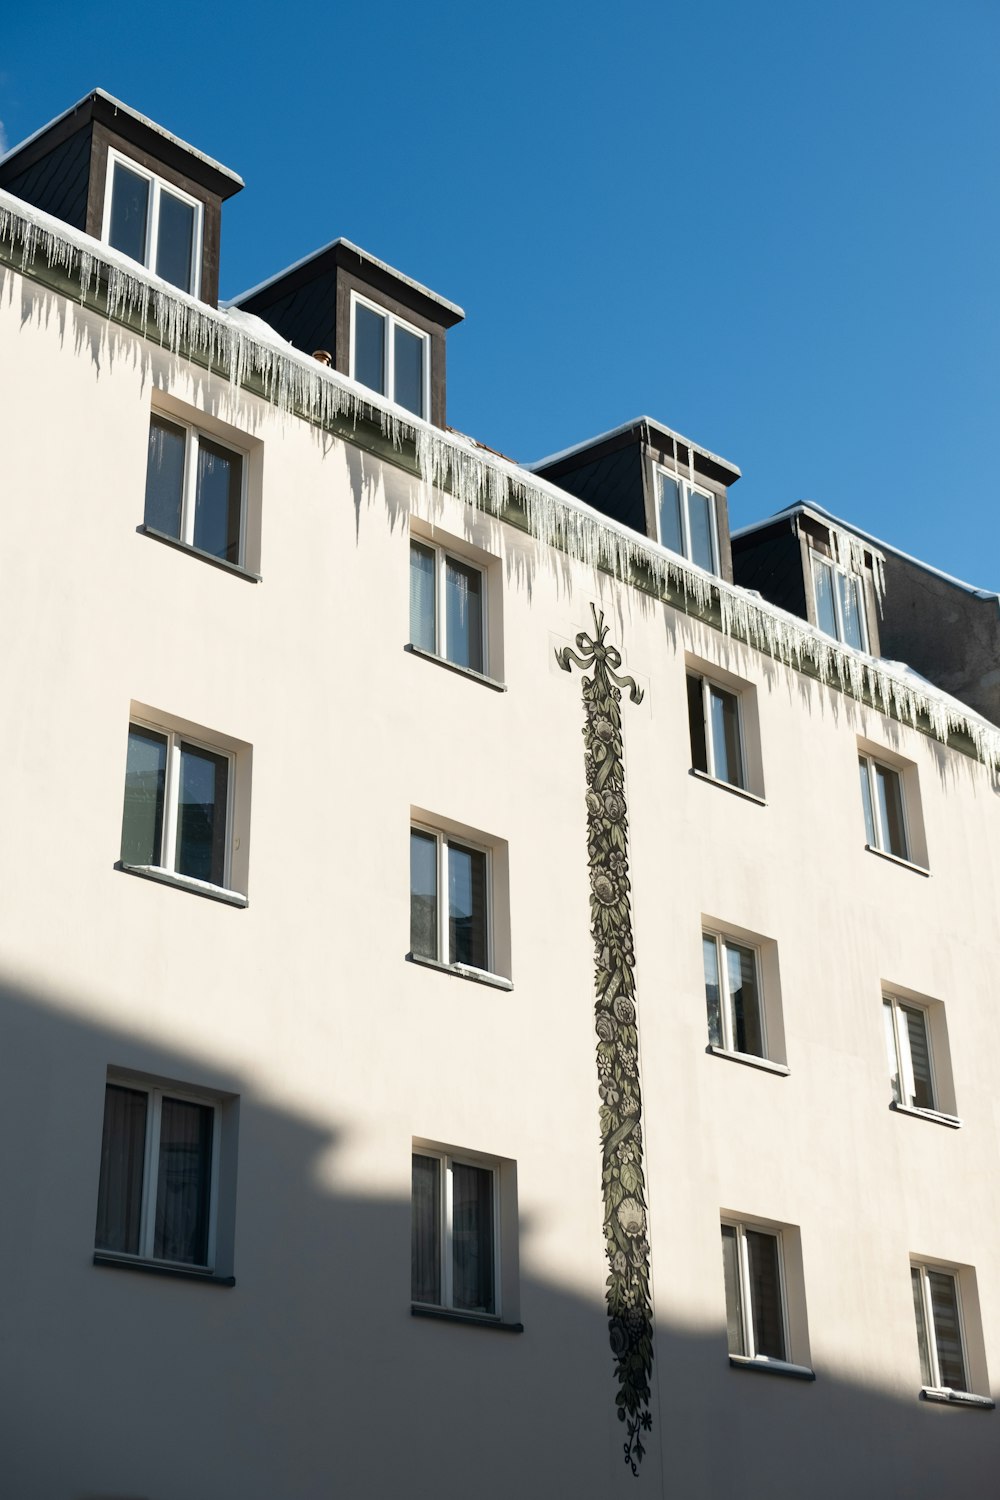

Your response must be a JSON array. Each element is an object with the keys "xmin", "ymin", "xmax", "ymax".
[
  {"xmin": 810, "ymin": 549, "xmax": 869, "ymax": 650},
  {"xmin": 688, "ymin": 672, "xmax": 747, "ymax": 789},
  {"xmin": 408, "ymin": 538, "xmax": 488, "ymax": 673},
  {"xmin": 102, "ymin": 148, "xmax": 203, "ymax": 297},
  {"xmin": 123, "ymin": 719, "xmax": 236, "ymax": 896},
  {"xmin": 722, "ymin": 1219, "xmax": 790, "ymax": 1365},
  {"xmin": 410, "ymin": 821, "xmax": 493, "ymax": 975},
  {"xmin": 859, "ymin": 752, "xmax": 910, "ymax": 860},
  {"xmin": 703, "ymin": 931, "xmax": 766, "ymax": 1059},
  {"xmin": 146, "ymin": 410, "xmax": 249, "ymax": 568},
  {"xmin": 883, "ymin": 993, "xmax": 936, "ymax": 1111},
  {"xmin": 98, "ymin": 1078, "xmax": 221, "ymax": 1272},
  {"xmin": 412, "ymin": 1146, "xmax": 502, "ymax": 1319},
  {"xmin": 349, "ymin": 290, "xmax": 431, "ymax": 419},
  {"xmin": 654, "ymin": 463, "xmax": 720, "ymax": 573},
  {"xmin": 911, "ymin": 1261, "xmax": 970, "ymax": 1394}
]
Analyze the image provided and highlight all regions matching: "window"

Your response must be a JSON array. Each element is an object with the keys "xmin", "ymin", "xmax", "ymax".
[
  {"xmin": 409, "ymin": 539, "xmax": 485, "ymax": 673},
  {"xmin": 656, "ymin": 466, "xmax": 718, "ymax": 573},
  {"xmin": 688, "ymin": 672, "xmax": 745, "ymax": 789},
  {"xmin": 859, "ymin": 753, "xmax": 908, "ymax": 860},
  {"xmin": 704, "ymin": 933, "xmax": 765, "ymax": 1059},
  {"xmin": 721, "ymin": 1220, "xmax": 788, "ymax": 1364},
  {"xmin": 103, "ymin": 150, "xmax": 202, "ymax": 295},
  {"xmin": 883, "ymin": 994, "xmax": 935, "ymax": 1111},
  {"xmin": 911, "ymin": 1263, "xmax": 971, "ymax": 1393},
  {"xmin": 412, "ymin": 1149, "xmax": 498, "ymax": 1317},
  {"xmin": 351, "ymin": 292, "xmax": 429, "ymax": 418},
  {"xmin": 811, "ymin": 551, "xmax": 868, "ymax": 650},
  {"xmin": 121, "ymin": 717, "xmax": 247, "ymax": 901},
  {"xmin": 410, "ymin": 824, "xmax": 490, "ymax": 972},
  {"xmin": 95, "ymin": 1078, "xmax": 219, "ymax": 1270},
  {"xmin": 145, "ymin": 412, "xmax": 246, "ymax": 566}
]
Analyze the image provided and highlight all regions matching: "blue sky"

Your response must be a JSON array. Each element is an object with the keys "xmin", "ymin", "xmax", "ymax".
[{"xmin": 3, "ymin": 1, "xmax": 998, "ymax": 586}]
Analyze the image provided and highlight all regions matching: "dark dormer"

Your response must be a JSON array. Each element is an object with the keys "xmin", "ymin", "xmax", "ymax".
[
  {"xmin": 731, "ymin": 504, "xmax": 885, "ymax": 656},
  {"xmin": 0, "ymin": 88, "xmax": 243, "ymax": 307},
  {"xmin": 529, "ymin": 417, "xmax": 742, "ymax": 581},
  {"xmin": 230, "ymin": 240, "xmax": 464, "ymax": 430}
]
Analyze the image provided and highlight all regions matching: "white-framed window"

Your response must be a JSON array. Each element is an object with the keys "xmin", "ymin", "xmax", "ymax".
[
  {"xmin": 95, "ymin": 1077, "xmax": 220, "ymax": 1270},
  {"xmin": 811, "ymin": 551, "xmax": 868, "ymax": 651},
  {"xmin": 121, "ymin": 720, "xmax": 238, "ymax": 897},
  {"xmin": 911, "ymin": 1262, "xmax": 971, "ymax": 1393},
  {"xmin": 145, "ymin": 411, "xmax": 247, "ymax": 567},
  {"xmin": 655, "ymin": 465, "xmax": 719, "ymax": 574},
  {"xmin": 411, "ymin": 1147, "xmax": 500, "ymax": 1317},
  {"xmin": 704, "ymin": 932, "xmax": 766, "ymax": 1059},
  {"xmin": 883, "ymin": 994, "xmax": 936, "ymax": 1111},
  {"xmin": 409, "ymin": 538, "xmax": 486, "ymax": 674},
  {"xmin": 350, "ymin": 291, "xmax": 430, "ymax": 418},
  {"xmin": 410, "ymin": 823, "xmax": 491, "ymax": 973},
  {"xmin": 858, "ymin": 753, "xmax": 909, "ymax": 860},
  {"xmin": 687, "ymin": 672, "xmax": 746, "ymax": 789},
  {"xmin": 102, "ymin": 148, "xmax": 203, "ymax": 296},
  {"xmin": 721, "ymin": 1219, "xmax": 789, "ymax": 1364}
]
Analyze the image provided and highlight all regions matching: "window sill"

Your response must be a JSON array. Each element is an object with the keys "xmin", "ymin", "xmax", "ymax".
[
  {"xmin": 405, "ymin": 952, "xmax": 513, "ymax": 991},
  {"xmin": 690, "ymin": 769, "xmax": 766, "ymax": 806},
  {"xmin": 890, "ymin": 1101, "xmax": 962, "ymax": 1129},
  {"xmin": 404, "ymin": 643, "xmax": 507, "ymax": 692},
  {"xmin": 411, "ymin": 1304, "xmax": 523, "ymax": 1333},
  {"xmin": 920, "ymin": 1386, "xmax": 994, "ymax": 1410},
  {"xmin": 707, "ymin": 1045, "xmax": 789, "ymax": 1076},
  {"xmin": 729, "ymin": 1354, "xmax": 815, "ymax": 1382},
  {"xmin": 864, "ymin": 844, "xmax": 929, "ymax": 876},
  {"xmin": 119, "ymin": 862, "xmax": 248, "ymax": 907},
  {"xmin": 139, "ymin": 525, "xmax": 261, "ymax": 582},
  {"xmin": 94, "ymin": 1252, "xmax": 235, "ymax": 1287}
]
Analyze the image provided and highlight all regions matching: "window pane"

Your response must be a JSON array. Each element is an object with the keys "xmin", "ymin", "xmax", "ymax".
[
  {"xmin": 813, "ymin": 558, "xmax": 838, "ymax": 638},
  {"xmin": 409, "ymin": 541, "xmax": 436, "ymax": 652},
  {"xmin": 720, "ymin": 1224, "xmax": 745, "ymax": 1355},
  {"xmin": 859, "ymin": 758, "xmax": 877, "ymax": 846},
  {"xmin": 928, "ymin": 1271, "xmax": 967, "ymax": 1391},
  {"xmin": 912, "ymin": 1267, "xmax": 934, "ymax": 1386},
  {"xmin": 875, "ymin": 764, "xmax": 907, "ymax": 859},
  {"xmin": 901, "ymin": 1005, "xmax": 933, "ymax": 1110},
  {"xmin": 444, "ymin": 557, "xmax": 484, "ymax": 673},
  {"xmin": 726, "ymin": 942, "xmax": 762, "ymax": 1057},
  {"xmin": 122, "ymin": 726, "xmax": 167, "ymax": 867},
  {"xmin": 746, "ymin": 1230, "xmax": 786, "ymax": 1361},
  {"xmin": 95, "ymin": 1084, "xmax": 148, "ymax": 1255},
  {"xmin": 838, "ymin": 571, "xmax": 866, "ymax": 651},
  {"xmin": 448, "ymin": 842, "xmax": 487, "ymax": 969},
  {"xmin": 411, "ymin": 1154, "xmax": 441, "ymax": 1305},
  {"xmin": 686, "ymin": 674, "xmax": 708, "ymax": 774},
  {"xmin": 452, "ymin": 1162, "xmax": 495, "ymax": 1314},
  {"xmin": 108, "ymin": 162, "xmax": 149, "ymax": 264},
  {"xmin": 176, "ymin": 743, "xmax": 229, "ymax": 886},
  {"xmin": 657, "ymin": 474, "xmax": 684, "ymax": 555},
  {"xmin": 153, "ymin": 1096, "xmax": 213, "ymax": 1265},
  {"xmin": 883, "ymin": 1000, "xmax": 902, "ymax": 1104},
  {"xmin": 410, "ymin": 830, "xmax": 438, "ymax": 960},
  {"xmin": 194, "ymin": 438, "xmax": 242, "ymax": 562},
  {"xmin": 394, "ymin": 324, "xmax": 425, "ymax": 416},
  {"xmin": 144, "ymin": 415, "xmax": 186, "ymax": 539},
  {"xmin": 703, "ymin": 936, "xmax": 723, "ymax": 1048},
  {"xmin": 354, "ymin": 303, "xmax": 386, "ymax": 395},
  {"xmin": 709, "ymin": 686, "xmax": 744, "ymax": 788},
  {"xmin": 155, "ymin": 190, "xmax": 196, "ymax": 292},
  {"xmin": 688, "ymin": 488, "xmax": 716, "ymax": 572}
]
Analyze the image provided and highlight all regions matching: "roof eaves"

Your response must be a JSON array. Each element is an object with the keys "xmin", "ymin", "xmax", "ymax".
[
  {"xmin": 527, "ymin": 414, "xmax": 741, "ymax": 480},
  {"xmin": 226, "ymin": 235, "xmax": 465, "ymax": 321}
]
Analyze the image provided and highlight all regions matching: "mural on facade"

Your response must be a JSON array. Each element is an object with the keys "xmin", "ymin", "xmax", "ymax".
[{"xmin": 556, "ymin": 606, "xmax": 653, "ymax": 1476}]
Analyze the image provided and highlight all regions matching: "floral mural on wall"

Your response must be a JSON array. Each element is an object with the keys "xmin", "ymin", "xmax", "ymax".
[{"xmin": 556, "ymin": 606, "xmax": 653, "ymax": 1476}]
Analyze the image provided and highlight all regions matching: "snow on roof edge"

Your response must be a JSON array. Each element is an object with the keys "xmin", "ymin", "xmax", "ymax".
[
  {"xmin": 225, "ymin": 235, "xmax": 464, "ymax": 320},
  {"xmin": 527, "ymin": 415, "xmax": 741, "ymax": 479}
]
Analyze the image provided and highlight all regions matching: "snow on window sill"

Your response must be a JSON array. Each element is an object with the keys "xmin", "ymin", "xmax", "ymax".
[
  {"xmin": 119, "ymin": 863, "xmax": 248, "ymax": 907},
  {"xmin": 920, "ymin": 1386, "xmax": 994, "ymax": 1410},
  {"xmin": 864, "ymin": 844, "xmax": 929, "ymax": 876},
  {"xmin": 404, "ymin": 642, "xmax": 507, "ymax": 692},
  {"xmin": 690, "ymin": 769, "xmax": 766, "ymax": 806},
  {"xmin": 890, "ymin": 1101, "xmax": 962, "ymax": 1129},
  {"xmin": 707, "ymin": 1045, "xmax": 789, "ymax": 1076},
  {"xmin": 405, "ymin": 952, "xmax": 513, "ymax": 991},
  {"xmin": 729, "ymin": 1354, "xmax": 815, "ymax": 1382}
]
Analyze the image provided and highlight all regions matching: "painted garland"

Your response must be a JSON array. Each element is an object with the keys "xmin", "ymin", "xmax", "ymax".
[{"xmin": 557, "ymin": 606, "xmax": 653, "ymax": 1476}]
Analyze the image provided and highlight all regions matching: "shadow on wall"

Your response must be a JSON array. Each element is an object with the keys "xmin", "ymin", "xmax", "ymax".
[{"xmin": 0, "ymin": 976, "xmax": 995, "ymax": 1500}]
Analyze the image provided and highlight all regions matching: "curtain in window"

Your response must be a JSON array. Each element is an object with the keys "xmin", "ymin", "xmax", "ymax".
[
  {"xmin": 657, "ymin": 474, "xmax": 684, "ymax": 555},
  {"xmin": 194, "ymin": 439, "xmax": 242, "ymax": 562},
  {"xmin": 144, "ymin": 416, "xmax": 186, "ymax": 539},
  {"xmin": 813, "ymin": 558, "xmax": 838, "ymax": 638},
  {"xmin": 727, "ymin": 942, "xmax": 762, "ymax": 1057},
  {"xmin": 874, "ymin": 764, "xmax": 907, "ymax": 858},
  {"xmin": 121, "ymin": 727, "xmax": 168, "ymax": 867},
  {"xmin": 709, "ymin": 686, "xmax": 743, "ymax": 788},
  {"xmin": 746, "ymin": 1230, "xmax": 786, "ymax": 1361},
  {"xmin": 394, "ymin": 325, "xmax": 425, "ymax": 417},
  {"xmin": 912, "ymin": 1265, "xmax": 934, "ymax": 1385},
  {"xmin": 452, "ymin": 1162, "xmax": 494, "ymax": 1314},
  {"xmin": 155, "ymin": 190, "xmax": 195, "ymax": 293},
  {"xmin": 448, "ymin": 842, "xmax": 487, "ymax": 969},
  {"xmin": 354, "ymin": 304, "xmax": 386, "ymax": 395},
  {"xmin": 927, "ymin": 1271, "xmax": 967, "ymax": 1390},
  {"xmin": 95, "ymin": 1084, "xmax": 148, "ymax": 1255},
  {"xmin": 410, "ymin": 830, "xmax": 438, "ymax": 959},
  {"xmin": 108, "ymin": 162, "xmax": 149, "ymax": 264},
  {"xmin": 411, "ymin": 1154, "xmax": 441, "ymax": 1305},
  {"xmin": 153, "ymin": 1096, "xmax": 213, "ymax": 1265},
  {"xmin": 703, "ymin": 936, "xmax": 722, "ymax": 1047},
  {"xmin": 444, "ymin": 558, "xmax": 483, "ymax": 673},
  {"xmin": 688, "ymin": 489, "xmax": 715, "ymax": 572},
  {"xmin": 409, "ymin": 542, "xmax": 436, "ymax": 653},
  {"xmin": 901, "ymin": 1005, "xmax": 933, "ymax": 1109},
  {"xmin": 838, "ymin": 571, "xmax": 865, "ymax": 650},
  {"xmin": 176, "ymin": 743, "xmax": 228, "ymax": 887}
]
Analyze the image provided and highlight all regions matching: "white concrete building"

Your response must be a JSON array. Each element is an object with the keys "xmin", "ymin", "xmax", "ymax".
[{"xmin": 0, "ymin": 91, "xmax": 997, "ymax": 1499}]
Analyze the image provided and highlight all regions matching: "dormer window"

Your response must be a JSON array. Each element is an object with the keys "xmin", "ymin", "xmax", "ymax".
[
  {"xmin": 350, "ymin": 292, "xmax": 429, "ymax": 419},
  {"xmin": 811, "ymin": 551, "xmax": 867, "ymax": 651},
  {"xmin": 656, "ymin": 466, "xmax": 719, "ymax": 574},
  {"xmin": 103, "ymin": 149, "xmax": 203, "ymax": 295}
]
